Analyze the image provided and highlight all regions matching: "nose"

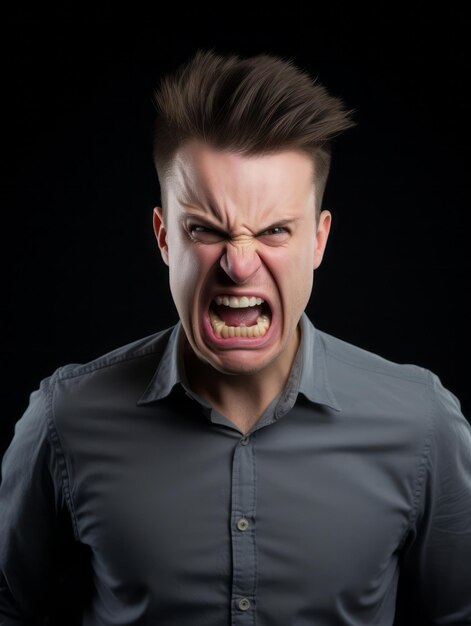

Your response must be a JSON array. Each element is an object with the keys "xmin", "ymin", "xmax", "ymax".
[{"xmin": 220, "ymin": 239, "xmax": 262, "ymax": 284}]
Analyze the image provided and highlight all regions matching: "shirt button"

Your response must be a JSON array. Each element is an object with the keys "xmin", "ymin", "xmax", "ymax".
[
  {"xmin": 237, "ymin": 517, "xmax": 250, "ymax": 531},
  {"xmin": 241, "ymin": 435, "xmax": 250, "ymax": 445},
  {"xmin": 238, "ymin": 598, "xmax": 251, "ymax": 611}
]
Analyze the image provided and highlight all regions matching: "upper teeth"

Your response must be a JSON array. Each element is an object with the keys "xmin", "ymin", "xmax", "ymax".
[{"xmin": 214, "ymin": 296, "xmax": 264, "ymax": 308}]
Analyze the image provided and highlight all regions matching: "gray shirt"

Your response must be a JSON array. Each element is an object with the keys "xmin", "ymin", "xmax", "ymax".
[{"xmin": 1, "ymin": 313, "xmax": 470, "ymax": 625}]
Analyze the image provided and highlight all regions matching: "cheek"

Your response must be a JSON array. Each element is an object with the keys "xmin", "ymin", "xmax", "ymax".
[
  {"xmin": 294, "ymin": 242, "xmax": 315, "ymax": 288},
  {"xmin": 265, "ymin": 242, "xmax": 314, "ymax": 283},
  {"xmin": 263, "ymin": 245, "xmax": 314, "ymax": 309},
  {"xmin": 168, "ymin": 241, "xmax": 218, "ymax": 293}
]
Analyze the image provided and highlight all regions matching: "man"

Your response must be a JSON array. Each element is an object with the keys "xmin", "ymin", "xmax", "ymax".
[{"xmin": 1, "ymin": 48, "xmax": 470, "ymax": 625}]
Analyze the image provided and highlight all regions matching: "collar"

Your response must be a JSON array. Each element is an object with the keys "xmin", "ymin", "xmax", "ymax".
[
  {"xmin": 297, "ymin": 313, "xmax": 341, "ymax": 411},
  {"xmin": 137, "ymin": 312, "xmax": 341, "ymax": 412},
  {"xmin": 137, "ymin": 321, "xmax": 192, "ymax": 405}
]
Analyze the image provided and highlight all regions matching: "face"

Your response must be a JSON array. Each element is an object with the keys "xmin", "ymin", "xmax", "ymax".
[{"xmin": 153, "ymin": 140, "xmax": 331, "ymax": 377}]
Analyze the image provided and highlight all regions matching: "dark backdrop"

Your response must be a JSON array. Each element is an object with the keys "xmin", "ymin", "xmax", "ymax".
[
  {"xmin": 2, "ymin": 8, "xmax": 470, "ymax": 484},
  {"xmin": 1, "ymin": 5, "xmax": 470, "ymax": 624}
]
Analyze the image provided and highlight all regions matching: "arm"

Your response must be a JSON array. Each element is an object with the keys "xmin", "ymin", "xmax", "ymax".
[
  {"xmin": 395, "ymin": 371, "xmax": 471, "ymax": 626},
  {"xmin": 0, "ymin": 375, "xmax": 82, "ymax": 625}
]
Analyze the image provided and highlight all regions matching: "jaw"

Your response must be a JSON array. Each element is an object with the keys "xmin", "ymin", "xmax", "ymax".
[
  {"xmin": 199, "ymin": 308, "xmax": 302, "ymax": 379},
  {"xmin": 181, "ymin": 296, "xmax": 302, "ymax": 381},
  {"xmin": 179, "ymin": 287, "xmax": 302, "ymax": 377}
]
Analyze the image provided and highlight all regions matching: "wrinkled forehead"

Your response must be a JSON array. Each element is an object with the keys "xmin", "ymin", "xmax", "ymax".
[{"xmin": 164, "ymin": 140, "xmax": 316, "ymax": 222}]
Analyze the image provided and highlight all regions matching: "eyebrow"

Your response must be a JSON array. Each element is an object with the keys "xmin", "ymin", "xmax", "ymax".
[
  {"xmin": 179, "ymin": 199, "xmax": 223, "ymax": 222},
  {"xmin": 256, "ymin": 218, "xmax": 298, "ymax": 233},
  {"xmin": 181, "ymin": 211, "xmax": 299, "ymax": 235}
]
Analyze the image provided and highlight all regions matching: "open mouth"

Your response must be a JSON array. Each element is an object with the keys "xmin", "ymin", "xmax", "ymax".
[{"xmin": 208, "ymin": 295, "xmax": 272, "ymax": 338}]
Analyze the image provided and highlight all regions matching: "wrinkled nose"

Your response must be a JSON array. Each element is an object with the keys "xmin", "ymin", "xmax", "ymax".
[{"xmin": 220, "ymin": 241, "xmax": 262, "ymax": 284}]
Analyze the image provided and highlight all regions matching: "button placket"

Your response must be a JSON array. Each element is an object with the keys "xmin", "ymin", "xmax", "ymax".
[{"xmin": 230, "ymin": 433, "xmax": 256, "ymax": 624}]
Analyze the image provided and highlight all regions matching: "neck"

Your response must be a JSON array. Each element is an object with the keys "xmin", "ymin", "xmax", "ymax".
[{"xmin": 181, "ymin": 324, "xmax": 301, "ymax": 418}]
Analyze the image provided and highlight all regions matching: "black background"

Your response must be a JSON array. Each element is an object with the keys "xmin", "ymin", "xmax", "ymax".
[{"xmin": 2, "ymin": 4, "xmax": 470, "ymax": 455}]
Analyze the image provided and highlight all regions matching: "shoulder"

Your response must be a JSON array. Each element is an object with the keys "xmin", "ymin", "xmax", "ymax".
[
  {"xmin": 35, "ymin": 325, "xmax": 177, "ymax": 415},
  {"xmin": 318, "ymin": 328, "xmax": 430, "ymax": 385},
  {"xmin": 316, "ymin": 327, "xmax": 466, "ymax": 429},
  {"xmin": 54, "ymin": 325, "xmax": 175, "ymax": 381}
]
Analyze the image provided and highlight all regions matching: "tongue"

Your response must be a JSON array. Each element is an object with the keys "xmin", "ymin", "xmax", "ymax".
[{"xmin": 213, "ymin": 304, "xmax": 263, "ymax": 327}]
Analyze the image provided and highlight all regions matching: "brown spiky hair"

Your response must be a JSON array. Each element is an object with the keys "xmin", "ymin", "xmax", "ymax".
[{"xmin": 152, "ymin": 48, "xmax": 356, "ymax": 220}]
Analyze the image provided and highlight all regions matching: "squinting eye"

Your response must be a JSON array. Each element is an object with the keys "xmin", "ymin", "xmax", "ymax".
[
  {"xmin": 263, "ymin": 227, "xmax": 287, "ymax": 235},
  {"xmin": 258, "ymin": 226, "xmax": 290, "ymax": 244},
  {"xmin": 188, "ymin": 225, "xmax": 226, "ymax": 243}
]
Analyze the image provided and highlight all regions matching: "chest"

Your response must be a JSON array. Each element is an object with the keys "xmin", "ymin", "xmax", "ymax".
[{"xmin": 67, "ymin": 404, "xmax": 417, "ymax": 618}]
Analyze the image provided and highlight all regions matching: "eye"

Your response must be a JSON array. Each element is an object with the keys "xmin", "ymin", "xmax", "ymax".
[
  {"xmin": 262, "ymin": 226, "xmax": 288, "ymax": 235},
  {"xmin": 258, "ymin": 225, "xmax": 290, "ymax": 244},
  {"xmin": 188, "ymin": 224, "xmax": 226, "ymax": 243}
]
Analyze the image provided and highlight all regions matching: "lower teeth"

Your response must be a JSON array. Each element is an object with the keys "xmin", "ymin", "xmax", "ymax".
[{"xmin": 209, "ymin": 311, "xmax": 270, "ymax": 338}]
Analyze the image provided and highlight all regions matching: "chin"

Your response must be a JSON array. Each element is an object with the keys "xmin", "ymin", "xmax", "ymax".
[
  {"xmin": 209, "ymin": 358, "xmax": 272, "ymax": 377},
  {"xmin": 202, "ymin": 340, "xmax": 285, "ymax": 377}
]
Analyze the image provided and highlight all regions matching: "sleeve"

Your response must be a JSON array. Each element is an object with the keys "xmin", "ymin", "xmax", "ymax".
[
  {"xmin": 395, "ymin": 371, "xmax": 471, "ymax": 626},
  {"xmin": 0, "ymin": 374, "xmax": 79, "ymax": 625}
]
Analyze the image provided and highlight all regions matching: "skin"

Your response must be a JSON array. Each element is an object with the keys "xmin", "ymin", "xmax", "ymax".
[{"xmin": 153, "ymin": 139, "xmax": 331, "ymax": 432}]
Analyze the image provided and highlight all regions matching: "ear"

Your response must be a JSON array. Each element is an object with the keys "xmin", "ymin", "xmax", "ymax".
[
  {"xmin": 313, "ymin": 210, "xmax": 332, "ymax": 270},
  {"xmin": 153, "ymin": 206, "xmax": 169, "ymax": 266}
]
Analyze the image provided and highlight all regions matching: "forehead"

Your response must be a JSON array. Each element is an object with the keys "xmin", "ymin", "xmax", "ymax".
[{"xmin": 165, "ymin": 140, "xmax": 315, "ymax": 220}]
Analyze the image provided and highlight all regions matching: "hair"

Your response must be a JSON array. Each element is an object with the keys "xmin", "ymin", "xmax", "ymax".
[{"xmin": 152, "ymin": 48, "xmax": 356, "ymax": 219}]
